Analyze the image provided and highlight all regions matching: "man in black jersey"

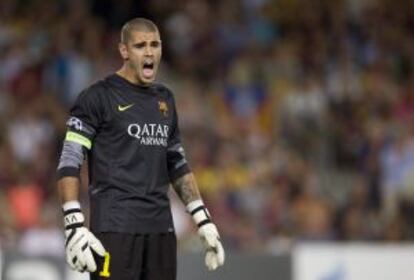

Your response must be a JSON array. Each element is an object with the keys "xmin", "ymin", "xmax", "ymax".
[{"xmin": 57, "ymin": 18, "xmax": 224, "ymax": 280}]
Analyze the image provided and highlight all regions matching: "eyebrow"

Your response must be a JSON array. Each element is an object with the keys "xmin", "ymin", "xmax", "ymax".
[{"xmin": 132, "ymin": 40, "xmax": 162, "ymax": 47}]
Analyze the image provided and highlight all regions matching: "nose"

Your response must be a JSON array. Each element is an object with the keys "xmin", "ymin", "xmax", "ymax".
[{"xmin": 144, "ymin": 45, "xmax": 153, "ymax": 56}]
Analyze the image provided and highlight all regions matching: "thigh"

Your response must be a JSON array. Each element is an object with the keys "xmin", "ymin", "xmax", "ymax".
[
  {"xmin": 141, "ymin": 233, "xmax": 177, "ymax": 280},
  {"xmin": 90, "ymin": 232, "xmax": 144, "ymax": 280}
]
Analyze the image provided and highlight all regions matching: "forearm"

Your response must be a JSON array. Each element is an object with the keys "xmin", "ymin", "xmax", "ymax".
[
  {"xmin": 173, "ymin": 173, "xmax": 225, "ymax": 270},
  {"xmin": 59, "ymin": 177, "xmax": 105, "ymax": 273},
  {"xmin": 172, "ymin": 172, "xmax": 202, "ymax": 205},
  {"xmin": 58, "ymin": 176, "xmax": 81, "ymax": 204}
]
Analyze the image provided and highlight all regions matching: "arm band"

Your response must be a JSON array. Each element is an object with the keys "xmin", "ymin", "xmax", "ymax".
[{"xmin": 57, "ymin": 140, "xmax": 85, "ymax": 179}]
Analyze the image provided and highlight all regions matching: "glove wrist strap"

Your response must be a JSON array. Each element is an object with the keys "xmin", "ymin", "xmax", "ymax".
[
  {"xmin": 62, "ymin": 200, "xmax": 85, "ymax": 229},
  {"xmin": 186, "ymin": 199, "xmax": 212, "ymax": 228}
]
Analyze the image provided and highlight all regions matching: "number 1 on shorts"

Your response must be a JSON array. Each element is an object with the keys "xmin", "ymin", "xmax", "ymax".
[{"xmin": 99, "ymin": 252, "xmax": 111, "ymax": 277}]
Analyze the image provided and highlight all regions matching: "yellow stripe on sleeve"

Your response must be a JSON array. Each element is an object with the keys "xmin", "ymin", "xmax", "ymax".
[{"xmin": 65, "ymin": 131, "xmax": 92, "ymax": 149}]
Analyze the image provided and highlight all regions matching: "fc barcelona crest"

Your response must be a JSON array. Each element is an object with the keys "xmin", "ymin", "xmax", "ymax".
[{"xmin": 158, "ymin": 101, "xmax": 168, "ymax": 117}]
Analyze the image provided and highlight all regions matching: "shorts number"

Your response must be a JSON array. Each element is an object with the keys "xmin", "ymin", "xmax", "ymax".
[{"xmin": 99, "ymin": 252, "xmax": 111, "ymax": 277}]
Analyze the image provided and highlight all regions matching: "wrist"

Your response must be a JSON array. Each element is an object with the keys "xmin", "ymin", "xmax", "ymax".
[
  {"xmin": 62, "ymin": 200, "xmax": 81, "ymax": 211},
  {"xmin": 62, "ymin": 200, "xmax": 85, "ymax": 229},
  {"xmin": 186, "ymin": 199, "xmax": 212, "ymax": 228}
]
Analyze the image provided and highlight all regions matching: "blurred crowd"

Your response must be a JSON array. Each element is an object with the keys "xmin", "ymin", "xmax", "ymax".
[{"xmin": 0, "ymin": 0, "xmax": 414, "ymax": 257}]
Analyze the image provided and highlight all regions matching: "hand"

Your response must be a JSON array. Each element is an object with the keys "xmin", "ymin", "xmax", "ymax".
[
  {"xmin": 186, "ymin": 200, "xmax": 225, "ymax": 270},
  {"xmin": 63, "ymin": 202, "xmax": 106, "ymax": 272},
  {"xmin": 198, "ymin": 223, "xmax": 225, "ymax": 271}
]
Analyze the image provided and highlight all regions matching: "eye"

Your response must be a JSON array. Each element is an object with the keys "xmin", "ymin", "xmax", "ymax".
[
  {"xmin": 134, "ymin": 42, "xmax": 146, "ymax": 49},
  {"xmin": 151, "ymin": 41, "xmax": 160, "ymax": 48}
]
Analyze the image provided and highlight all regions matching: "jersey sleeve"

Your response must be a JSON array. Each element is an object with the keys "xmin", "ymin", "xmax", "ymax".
[
  {"xmin": 167, "ymin": 97, "xmax": 191, "ymax": 181},
  {"xmin": 57, "ymin": 86, "xmax": 103, "ymax": 178}
]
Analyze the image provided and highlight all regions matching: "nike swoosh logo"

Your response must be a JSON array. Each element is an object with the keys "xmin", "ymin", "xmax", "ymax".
[{"xmin": 118, "ymin": 104, "xmax": 134, "ymax": 112}]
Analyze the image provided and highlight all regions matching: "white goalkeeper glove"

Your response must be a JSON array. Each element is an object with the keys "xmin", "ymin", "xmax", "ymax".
[
  {"xmin": 63, "ymin": 201, "xmax": 106, "ymax": 273},
  {"xmin": 187, "ymin": 200, "xmax": 225, "ymax": 271}
]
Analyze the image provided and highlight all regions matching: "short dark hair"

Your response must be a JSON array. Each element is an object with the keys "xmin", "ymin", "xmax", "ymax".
[{"xmin": 120, "ymin": 18, "xmax": 159, "ymax": 43}]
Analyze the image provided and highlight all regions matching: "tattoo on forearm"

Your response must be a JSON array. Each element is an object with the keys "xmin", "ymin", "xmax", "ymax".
[{"xmin": 172, "ymin": 173, "xmax": 201, "ymax": 205}]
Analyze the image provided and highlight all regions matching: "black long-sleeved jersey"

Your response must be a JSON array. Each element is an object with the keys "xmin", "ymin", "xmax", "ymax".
[{"xmin": 57, "ymin": 74, "xmax": 191, "ymax": 233}]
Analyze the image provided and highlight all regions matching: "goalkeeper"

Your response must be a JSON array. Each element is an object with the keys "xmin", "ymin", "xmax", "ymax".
[{"xmin": 56, "ymin": 18, "xmax": 224, "ymax": 280}]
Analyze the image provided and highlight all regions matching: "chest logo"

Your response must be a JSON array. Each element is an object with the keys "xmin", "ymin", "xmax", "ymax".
[
  {"xmin": 118, "ymin": 103, "xmax": 134, "ymax": 112},
  {"xmin": 127, "ymin": 123, "xmax": 169, "ymax": 147},
  {"xmin": 158, "ymin": 101, "xmax": 168, "ymax": 116}
]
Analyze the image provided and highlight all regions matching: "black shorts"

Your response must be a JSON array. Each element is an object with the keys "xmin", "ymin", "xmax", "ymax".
[{"xmin": 90, "ymin": 232, "xmax": 177, "ymax": 280}]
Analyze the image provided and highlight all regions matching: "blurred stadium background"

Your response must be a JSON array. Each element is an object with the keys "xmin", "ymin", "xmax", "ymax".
[{"xmin": 0, "ymin": 0, "xmax": 414, "ymax": 279}]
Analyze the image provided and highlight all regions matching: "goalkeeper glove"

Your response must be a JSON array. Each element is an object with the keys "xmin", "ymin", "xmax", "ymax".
[
  {"xmin": 63, "ymin": 201, "xmax": 106, "ymax": 272},
  {"xmin": 187, "ymin": 200, "xmax": 225, "ymax": 270}
]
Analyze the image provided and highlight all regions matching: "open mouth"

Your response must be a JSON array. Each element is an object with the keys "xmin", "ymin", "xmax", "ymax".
[{"xmin": 142, "ymin": 61, "xmax": 154, "ymax": 78}]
